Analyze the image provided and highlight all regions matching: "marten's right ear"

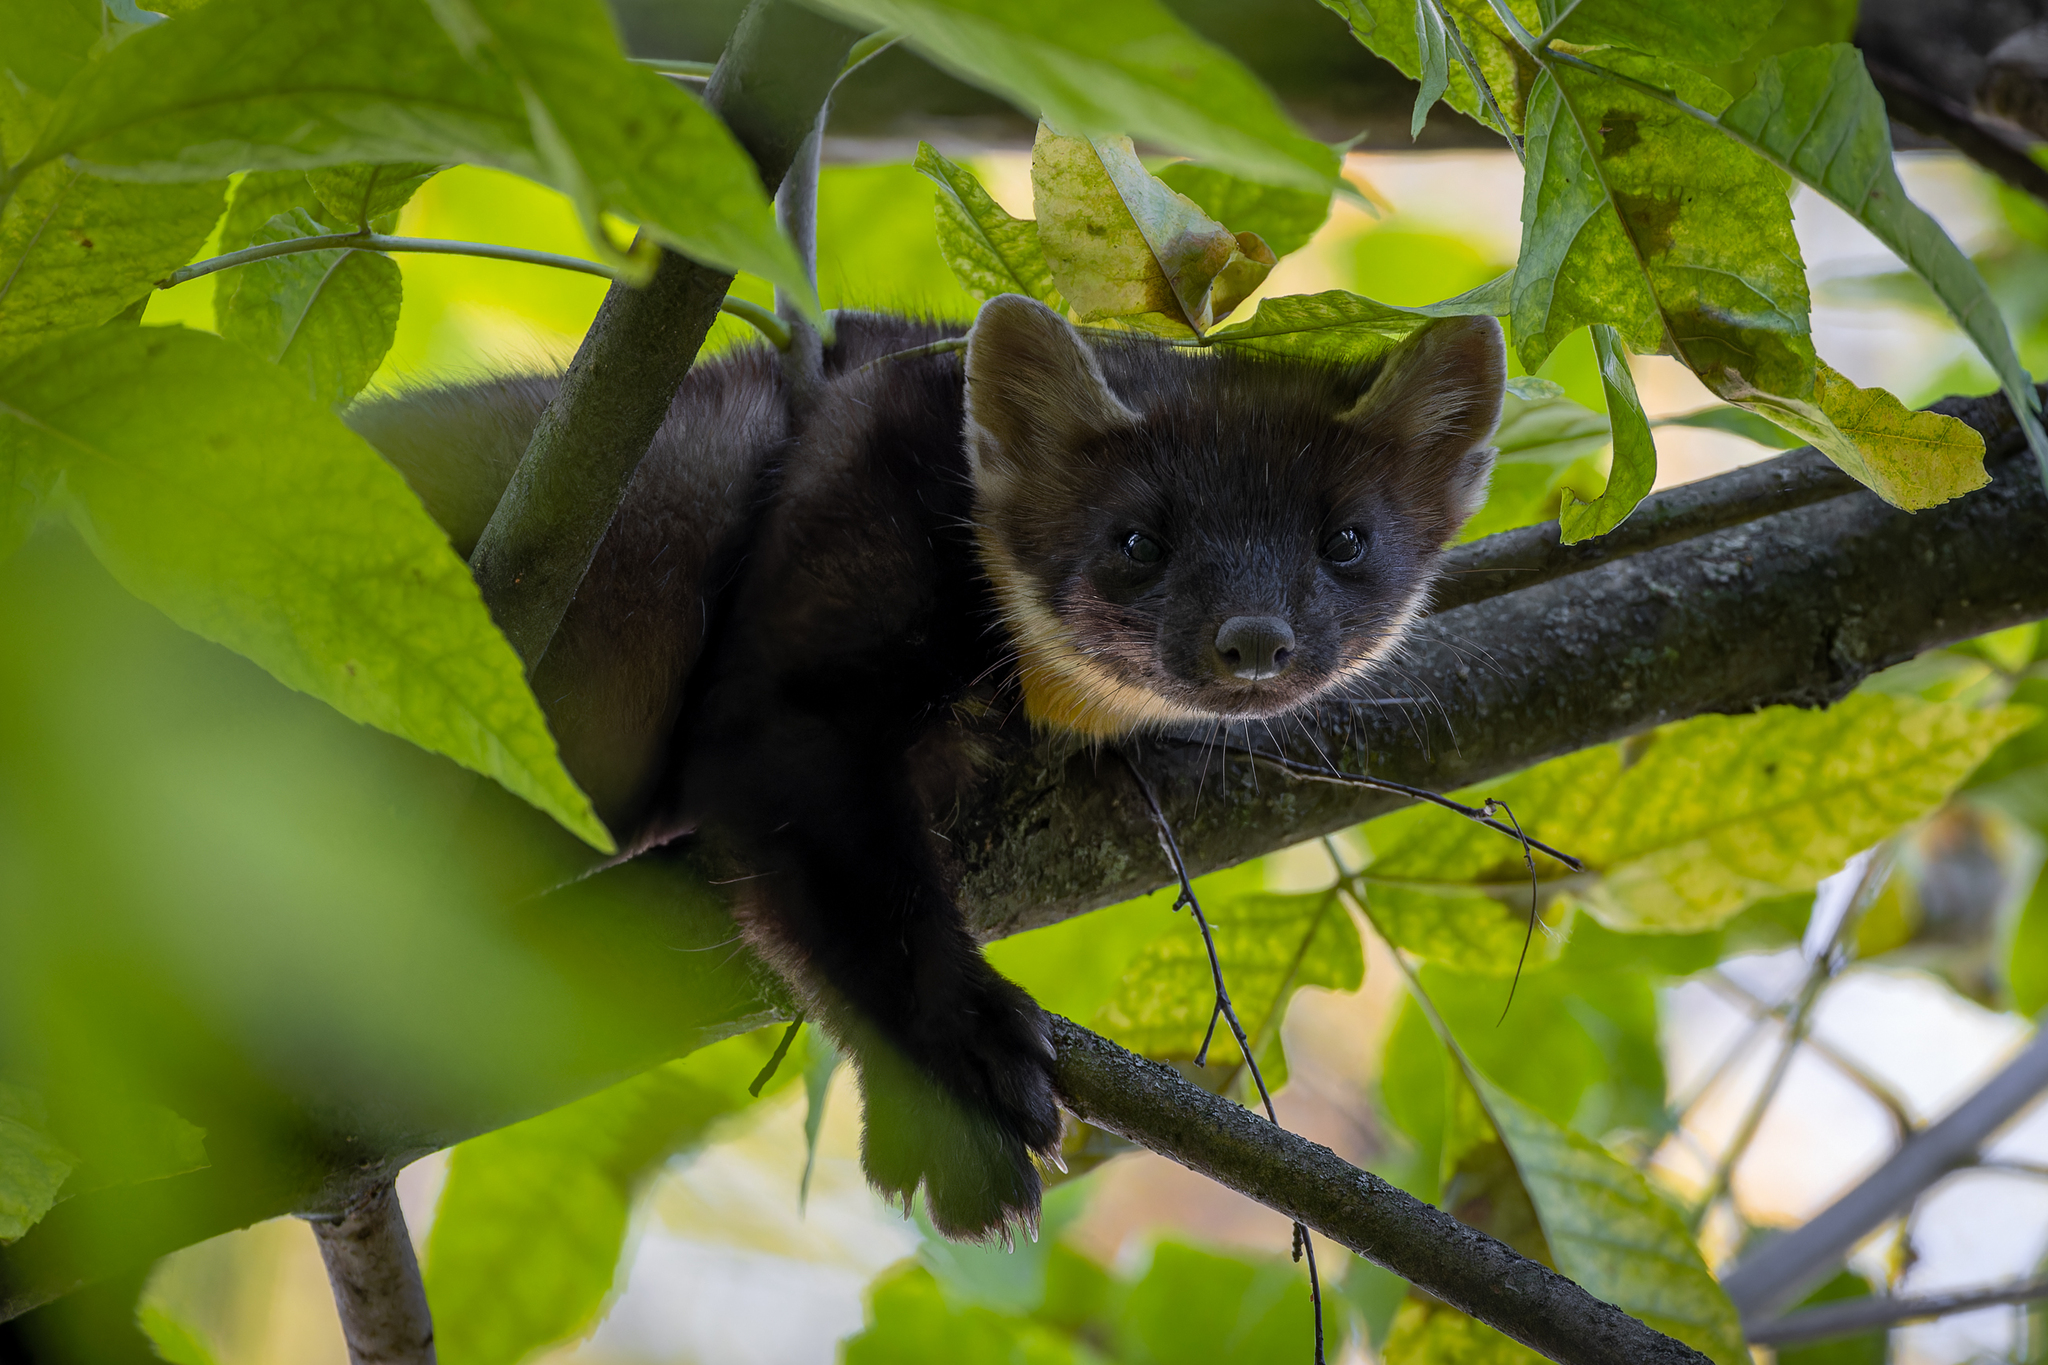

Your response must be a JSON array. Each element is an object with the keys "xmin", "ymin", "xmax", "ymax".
[{"xmin": 963, "ymin": 295, "xmax": 1137, "ymax": 502}]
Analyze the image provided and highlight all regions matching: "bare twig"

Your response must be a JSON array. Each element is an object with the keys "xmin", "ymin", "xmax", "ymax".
[
  {"xmin": 1746, "ymin": 1275, "xmax": 2048, "ymax": 1346},
  {"xmin": 306, "ymin": 1183, "xmax": 435, "ymax": 1365},
  {"xmin": 1120, "ymin": 751, "xmax": 1326, "ymax": 1365},
  {"xmin": 1698, "ymin": 970, "xmax": 1917, "ymax": 1138}
]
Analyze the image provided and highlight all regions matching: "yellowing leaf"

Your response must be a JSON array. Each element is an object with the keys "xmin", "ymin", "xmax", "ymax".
[
  {"xmin": 1155, "ymin": 162, "xmax": 1331, "ymax": 260},
  {"xmin": 1730, "ymin": 362, "xmax": 1987, "ymax": 510},
  {"xmin": 0, "ymin": 327, "xmax": 612, "ymax": 850},
  {"xmin": 1032, "ymin": 127, "xmax": 1257, "ymax": 335},
  {"xmin": 1383, "ymin": 1294, "xmax": 1547, "ymax": 1364},
  {"xmin": 912, "ymin": 142, "xmax": 1063, "ymax": 307}
]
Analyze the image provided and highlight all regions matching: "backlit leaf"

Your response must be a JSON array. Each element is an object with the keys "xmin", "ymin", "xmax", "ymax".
[
  {"xmin": 1204, "ymin": 275, "xmax": 1509, "ymax": 366},
  {"xmin": 216, "ymin": 208, "xmax": 402, "ymax": 408},
  {"xmin": 427, "ymin": 1032, "xmax": 789, "ymax": 1365},
  {"xmin": 1096, "ymin": 883, "xmax": 1360, "ymax": 1069},
  {"xmin": 0, "ymin": 1082, "xmax": 73, "ymax": 1242},
  {"xmin": 1411, "ymin": 0, "xmax": 1452, "ymax": 139},
  {"xmin": 1319, "ymin": 0, "xmax": 1538, "ymax": 135},
  {"xmin": 0, "ymin": 166, "xmax": 224, "ymax": 363},
  {"xmin": 1546, "ymin": 0, "xmax": 1782, "ymax": 66},
  {"xmin": 1558, "ymin": 324, "xmax": 1655, "ymax": 542},
  {"xmin": 0, "ymin": 327, "xmax": 611, "ymax": 850},
  {"xmin": 1383, "ymin": 1294, "xmax": 1546, "ymax": 1364},
  {"xmin": 1473, "ymin": 1076, "xmax": 1748, "ymax": 1364},
  {"xmin": 803, "ymin": 0, "xmax": 1341, "ymax": 194},
  {"xmin": 212, "ymin": 170, "xmax": 330, "ymax": 320},
  {"xmin": 912, "ymin": 142, "xmax": 1062, "ymax": 307},
  {"xmin": 1155, "ymin": 162, "xmax": 1331, "ymax": 260},
  {"xmin": 0, "ymin": 0, "xmax": 100, "ymax": 95},
  {"xmin": 304, "ymin": 161, "xmax": 443, "ymax": 228},
  {"xmin": 1714, "ymin": 43, "xmax": 2047, "ymax": 479},
  {"xmin": 1735, "ymin": 361, "xmax": 1987, "ymax": 510},
  {"xmin": 1033, "ymin": 127, "xmax": 1258, "ymax": 336},
  {"xmin": 1458, "ymin": 387, "xmax": 1610, "ymax": 541}
]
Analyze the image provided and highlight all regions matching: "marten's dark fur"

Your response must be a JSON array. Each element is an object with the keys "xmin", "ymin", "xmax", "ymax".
[{"xmin": 348, "ymin": 297, "xmax": 1506, "ymax": 1239}]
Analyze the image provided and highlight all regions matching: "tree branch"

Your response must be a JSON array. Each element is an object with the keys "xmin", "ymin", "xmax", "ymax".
[
  {"xmin": 1746, "ymin": 1275, "xmax": 2048, "ymax": 1347},
  {"xmin": 464, "ymin": 0, "xmax": 863, "ymax": 670},
  {"xmin": 6, "ymin": 388, "xmax": 2047, "ymax": 1334},
  {"xmin": 1050, "ymin": 1017, "xmax": 1710, "ymax": 1365},
  {"xmin": 1720, "ymin": 1028, "xmax": 2048, "ymax": 1321},
  {"xmin": 306, "ymin": 1183, "xmax": 435, "ymax": 1365}
]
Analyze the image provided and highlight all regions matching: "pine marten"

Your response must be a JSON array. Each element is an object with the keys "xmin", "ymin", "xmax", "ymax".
[{"xmin": 348, "ymin": 295, "xmax": 1506, "ymax": 1240}]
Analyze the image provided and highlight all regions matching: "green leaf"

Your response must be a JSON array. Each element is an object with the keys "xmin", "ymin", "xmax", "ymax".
[
  {"xmin": 1735, "ymin": 360, "xmax": 1988, "ymax": 511},
  {"xmin": 1559, "ymin": 324, "xmax": 1655, "ymax": 542},
  {"xmin": 1319, "ymin": 0, "xmax": 1538, "ymax": 136},
  {"xmin": 1458, "ymin": 387, "xmax": 1610, "ymax": 541},
  {"xmin": 0, "ymin": 1083, "xmax": 73, "ymax": 1242},
  {"xmin": 805, "ymin": 0, "xmax": 1340, "ymax": 194},
  {"xmin": 1, "ymin": 442, "xmax": 57, "ymax": 563},
  {"xmin": 1714, "ymin": 43, "xmax": 2048, "ymax": 478},
  {"xmin": 427, "ymin": 1031, "xmax": 788, "ymax": 1365},
  {"xmin": 1472, "ymin": 1075, "xmax": 1748, "ymax": 1365},
  {"xmin": 1358, "ymin": 693, "xmax": 2031, "ymax": 940},
  {"xmin": 1204, "ymin": 275, "xmax": 1509, "ymax": 365},
  {"xmin": 1383, "ymin": 1294, "xmax": 1546, "ymax": 1363},
  {"xmin": 20, "ymin": 0, "xmax": 811, "ymax": 313},
  {"xmin": 1514, "ymin": 54, "xmax": 1813, "ymax": 411},
  {"xmin": 1155, "ymin": 162, "xmax": 1331, "ymax": 261},
  {"xmin": 0, "ymin": 0, "xmax": 100, "ymax": 95},
  {"xmin": 1411, "ymin": 0, "xmax": 1452, "ymax": 139},
  {"xmin": 1119, "ymin": 1241, "xmax": 1339, "ymax": 1364},
  {"xmin": 304, "ymin": 161, "xmax": 442, "ymax": 228},
  {"xmin": 0, "ymin": 326, "xmax": 611, "ymax": 850},
  {"xmin": 845, "ymin": 1262, "xmax": 1084, "ymax": 1365},
  {"xmin": 212, "ymin": 169, "xmax": 331, "ymax": 320},
  {"xmin": 1095, "ymin": 884, "xmax": 1360, "ymax": 1069},
  {"xmin": 912, "ymin": 142, "xmax": 1062, "ymax": 307},
  {"xmin": 0, "ymin": 168, "xmax": 225, "ymax": 363},
  {"xmin": 2010, "ymin": 861, "xmax": 2048, "ymax": 1018},
  {"xmin": 1545, "ymin": 0, "xmax": 1782, "ymax": 65},
  {"xmin": 1032, "ymin": 127, "xmax": 1262, "ymax": 336},
  {"xmin": 216, "ymin": 208, "xmax": 402, "ymax": 408},
  {"xmin": 138, "ymin": 1304, "xmax": 224, "ymax": 1365},
  {"xmin": 1654, "ymin": 405, "xmax": 1805, "ymax": 448}
]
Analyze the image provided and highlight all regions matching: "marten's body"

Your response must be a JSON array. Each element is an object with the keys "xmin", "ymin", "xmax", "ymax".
[{"xmin": 350, "ymin": 298, "xmax": 1505, "ymax": 1238}]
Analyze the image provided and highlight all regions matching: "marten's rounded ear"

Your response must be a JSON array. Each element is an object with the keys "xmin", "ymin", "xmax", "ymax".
[
  {"xmin": 1342, "ymin": 315, "xmax": 1506, "ymax": 538},
  {"xmin": 963, "ymin": 295, "xmax": 1137, "ymax": 500}
]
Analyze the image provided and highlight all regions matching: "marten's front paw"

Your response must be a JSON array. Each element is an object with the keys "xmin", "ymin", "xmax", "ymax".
[{"xmin": 855, "ymin": 976, "xmax": 1062, "ymax": 1241}]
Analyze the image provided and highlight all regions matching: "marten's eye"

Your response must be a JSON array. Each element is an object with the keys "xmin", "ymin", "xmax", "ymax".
[
  {"xmin": 1321, "ymin": 528, "xmax": 1366, "ymax": 564},
  {"xmin": 1122, "ymin": 532, "xmax": 1165, "ymax": 565}
]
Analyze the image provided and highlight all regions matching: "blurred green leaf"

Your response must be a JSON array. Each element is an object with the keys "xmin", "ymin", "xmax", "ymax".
[
  {"xmin": 0, "ymin": 1082, "xmax": 73, "ymax": 1242},
  {"xmin": 1559, "ymin": 324, "xmax": 1655, "ymax": 542},
  {"xmin": 1120, "ymin": 1241, "xmax": 1339, "ymax": 1365},
  {"xmin": 1359, "ymin": 694, "xmax": 2030, "ymax": 943},
  {"xmin": 915, "ymin": 1179, "xmax": 1092, "ymax": 1314},
  {"xmin": 427, "ymin": 1030, "xmax": 792, "ymax": 1365},
  {"xmin": 805, "ymin": 0, "xmax": 1341, "ymax": 194},
  {"xmin": 1546, "ymin": 0, "xmax": 1781, "ymax": 65},
  {"xmin": 1714, "ymin": 43, "xmax": 2047, "ymax": 475},
  {"xmin": 0, "ymin": 158, "xmax": 224, "ymax": 363},
  {"xmin": 212, "ymin": 170, "xmax": 331, "ymax": 321},
  {"xmin": 1320, "ymin": 0, "xmax": 1537, "ymax": 135},
  {"xmin": 0, "ymin": 0, "xmax": 100, "ymax": 95},
  {"xmin": 20, "ymin": 0, "xmax": 810, "ymax": 311},
  {"xmin": 1383, "ymin": 1293, "xmax": 1546, "ymax": 1363},
  {"xmin": 912, "ymin": 142, "xmax": 1062, "ymax": 307},
  {"xmin": 303, "ymin": 161, "xmax": 442, "ymax": 228},
  {"xmin": 216, "ymin": 208, "xmax": 402, "ymax": 408},
  {"xmin": 844, "ymin": 1261, "xmax": 1084, "ymax": 1365},
  {"xmin": 1033, "ymin": 127, "xmax": 1258, "ymax": 336},
  {"xmin": 1, "ymin": 443, "xmax": 56, "ymax": 564},
  {"xmin": 1096, "ymin": 883, "xmax": 1360, "ymax": 1070},
  {"xmin": 1655, "ymin": 404, "xmax": 1806, "ymax": 448},
  {"xmin": 1204, "ymin": 275, "xmax": 1508, "ymax": 366},
  {"xmin": 0, "ymin": 326, "xmax": 611, "ymax": 849},
  {"xmin": 1774, "ymin": 1269, "xmax": 1887, "ymax": 1365},
  {"xmin": 1156, "ymin": 162, "xmax": 1330, "ymax": 260},
  {"xmin": 1458, "ymin": 387, "xmax": 1611, "ymax": 541},
  {"xmin": 2010, "ymin": 862, "xmax": 2048, "ymax": 1018},
  {"xmin": 1515, "ymin": 51, "xmax": 1824, "ymax": 483},
  {"xmin": 137, "ymin": 1303, "xmax": 223, "ymax": 1365},
  {"xmin": 1473, "ymin": 1076, "xmax": 1748, "ymax": 1364}
]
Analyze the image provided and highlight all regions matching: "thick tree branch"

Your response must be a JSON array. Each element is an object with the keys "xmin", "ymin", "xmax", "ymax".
[
  {"xmin": 6, "ymin": 391, "xmax": 2047, "ymax": 1336},
  {"xmin": 465, "ymin": 0, "xmax": 862, "ymax": 669},
  {"xmin": 306, "ymin": 1183, "xmax": 435, "ymax": 1365},
  {"xmin": 1051, "ymin": 1016, "xmax": 1710, "ymax": 1364}
]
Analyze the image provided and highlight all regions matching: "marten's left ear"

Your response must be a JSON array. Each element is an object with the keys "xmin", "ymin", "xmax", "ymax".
[
  {"xmin": 963, "ymin": 295, "xmax": 1138, "ymax": 504},
  {"xmin": 1342, "ymin": 315, "xmax": 1506, "ymax": 540}
]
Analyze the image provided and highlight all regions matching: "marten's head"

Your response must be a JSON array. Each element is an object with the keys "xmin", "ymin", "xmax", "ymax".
[{"xmin": 962, "ymin": 294, "xmax": 1504, "ymax": 739}]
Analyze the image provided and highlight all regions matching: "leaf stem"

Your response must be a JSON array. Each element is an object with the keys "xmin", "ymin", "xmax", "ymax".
[
  {"xmin": 1476, "ymin": 0, "xmax": 1543, "ymax": 56},
  {"xmin": 628, "ymin": 56, "xmax": 717, "ymax": 78},
  {"xmin": 1431, "ymin": 0, "xmax": 1525, "ymax": 162}
]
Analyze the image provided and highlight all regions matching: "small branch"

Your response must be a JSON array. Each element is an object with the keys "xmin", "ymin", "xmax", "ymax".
[
  {"xmin": 158, "ymin": 233, "xmax": 621, "ymax": 290},
  {"xmin": 1720, "ymin": 1027, "xmax": 2048, "ymax": 1320},
  {"xmin": 1745, "ymin": 1275, "xmax": 2048, "ymax": 1346},
  {"xmin": 1863, "ymin": 55, "xmax": 2048, "ymax": 208},
  {"xmin": 718, "ymin": 296, "xmax": 792, "ymax": 350},
  {"xmin": 1050, "ymin": 1016, "xmax": 1712, "ymax": 1364},
  {"xmin": 774, "ymin": 108, "xmax": 826, "ymax": 417},
  {"xmin": 1698, "ymin": 970, "xmax": 1917, "ymax": 1138},
  {"xmin": 306, "ymin": 1182, "xmax": 435, "ymax": 1365}
]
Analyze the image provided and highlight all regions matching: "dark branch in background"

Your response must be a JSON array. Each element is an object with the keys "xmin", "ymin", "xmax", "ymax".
[
  {"xmin": 306, "ymin": 1184, "xmax": 436, "ymax": 1365},
  {"xmin": 1747, "ymin": 1275, "xmax": 2048, "ymax": 1347},
  {"xmin": 1863, "ymin": 56, "xmax": 2048, "ymax": 206},
  {"xmin": 464, "ymin": 0, "xmax": 863, "ymax": 670},
  {"xmin": 5, "ymin": 389, "xmax": 2048, "ymax": 1348},
  {"xmin": 1050, "ymin": 1017, "xmax": 1712, "ymax": 1365},
  {"xmin": 1724, "ymin": 1028, "xmax": 2048, "ymax": 1323}
]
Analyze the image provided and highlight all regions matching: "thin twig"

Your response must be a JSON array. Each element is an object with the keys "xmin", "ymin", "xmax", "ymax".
[
  {"xmin": 1426, "ymin": 0, "xmax": 1524, "ymax": 161},
  {"xmin": 749, "ymin": 1017, "xmax": 804, "ymax": 1096},
  {"xmin": 1237, "ymin": 747, "xmax": 1584, "ymax": 870},
  {"xmin": 854, "ymin": 336, "xmax": 968, "ymax": 371},
  {"xmin": 1484, "ymin": 797, "xmax": 1541, "ymax": 1023},
  {"xmin": 1745, "ymin": 1275, "xmax": 2048, "ymax": 1346},
  {"xmin": 629, "ymin": 56, "xmax": 717, "ymax": 78},
  {"xmin": 1699, "ymin": 970, "xmax": 1917, "ymax": 1137},
  {"xmin": 1121, "ymin": 750, "xmax": 1326, "ymax": 1365}
]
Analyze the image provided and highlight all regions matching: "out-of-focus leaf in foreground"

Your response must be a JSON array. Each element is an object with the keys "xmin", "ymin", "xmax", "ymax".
[
  {"xmin": 215, "ymin": 207, "xmax": 403, "ymax": 408},
  {"xmin": 1558, "ymin": 325, "xmax": 1656, "ymax": 542},
  {"xmin": 0, "ymin": 326, "xmax": 609, "ymax": 849},
  {"xmin": 0, "ymin": 1083, "xmax": 74, "ymax": 1242},
  {"xmin": 803, "ymin": 0, "xmax": 1341, "ymax": 194},
  {"xmin": 427, "ymin": 1032, "xmax": 794, "ymax": 1365},
  {"xmin": 304, "ymin": 161, "xmax": 443, "ymax": 228}
]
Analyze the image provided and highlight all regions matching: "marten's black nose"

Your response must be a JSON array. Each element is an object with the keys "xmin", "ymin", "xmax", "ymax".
[{"xmin": 1214, "ymin": 616, "xmax": 1295, "ymax": 680}]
